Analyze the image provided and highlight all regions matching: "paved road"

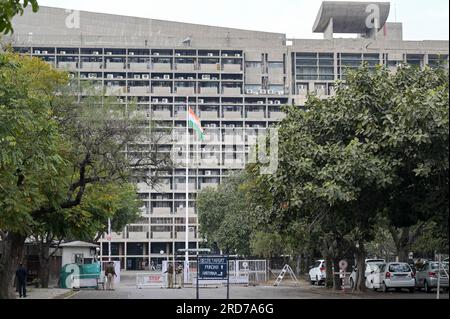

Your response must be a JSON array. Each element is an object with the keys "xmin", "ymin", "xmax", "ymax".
[
  {"xmin": 70, "ymin": 284, "xmax": 449, "ymax": 300},
  {"xmin": 68, "ymin": 271, "xmax": 449, "ymax": 300}
]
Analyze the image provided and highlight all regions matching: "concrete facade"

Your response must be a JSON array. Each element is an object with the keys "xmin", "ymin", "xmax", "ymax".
[{"xmin": 5, "ymin": 3, "xmax": 448, "ymax": 270}]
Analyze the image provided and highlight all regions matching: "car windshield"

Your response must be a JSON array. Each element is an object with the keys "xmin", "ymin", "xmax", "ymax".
[
  {"xmin": 431, "ymin": 263, "xmax": 449, "ymax": 270},
  {"xmin": 313, "ymin": 261, "xmax": 322, "ymax": 268},
  {"xmin": 389, "ymin": 264, "xmax": 411, "ymax": 273}
]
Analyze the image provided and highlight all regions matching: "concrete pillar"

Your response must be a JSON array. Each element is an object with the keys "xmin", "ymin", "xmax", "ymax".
[{"xmin": 324, "ymin": 18, "xmax": 334, "ymax": 40}]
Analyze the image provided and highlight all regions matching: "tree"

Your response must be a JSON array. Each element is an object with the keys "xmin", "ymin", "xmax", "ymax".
[
  {"xmin": 0, "ymin": 0, "xmax": 39, "ymax": 34},
  {"xmin": 31, "ymin": 182, "xmax": 141, "ymax": 288},
  {"xmin": 244, "ymin": 64, "xmax": 448, "ymax": 292},
  {"xmin": 0, "ymin": 52, "xmax": 67, "ymax": 298},
  {"xmin": 197, "ymin": 173, "xmax": 253, "ymax": 255},
  {"xmin": 0, "ymin": 51, "xmax": 173, "ymax": 298}
]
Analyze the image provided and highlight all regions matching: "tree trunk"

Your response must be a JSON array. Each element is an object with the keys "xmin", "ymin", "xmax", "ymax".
[
  {"xmin": 332, "ymin": 259, "xmax": 341, "ymax": 290},
  {"xmin": 0, "ymin": 232, "xmax": 26, "ymax": 299},
  {"xmin": 38, "ymin": 243, "xmax": 51, "ymax": 289},
  {"xmin": 354, "ymin": 244, "xmax": 367, "ymax": 293},
  {"xmin": 324, "ymin": 254, "xmax": 334, "ymax": 288}
]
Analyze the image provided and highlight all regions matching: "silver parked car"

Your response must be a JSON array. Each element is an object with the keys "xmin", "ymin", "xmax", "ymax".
[{"xmin": 415, "ymin": 261, "xmax": 449, "ymax": 293}]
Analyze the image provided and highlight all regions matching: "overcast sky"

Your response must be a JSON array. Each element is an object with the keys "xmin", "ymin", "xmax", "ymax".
[{"xmin": 36, "ymin": 0, "xmax": 449, "ymax": 40}]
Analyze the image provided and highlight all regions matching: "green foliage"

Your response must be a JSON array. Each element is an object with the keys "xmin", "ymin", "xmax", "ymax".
[
  {"xmin": 197, "ymin": 173, "xmax": 253, "ymax": 255},
  {"xmin": 0, "ymin": 0, "xmax": 39, "ymax": 34},
  {"xmin": 0, "ymin": 52, "xmax": 68, "ymax": 233}
]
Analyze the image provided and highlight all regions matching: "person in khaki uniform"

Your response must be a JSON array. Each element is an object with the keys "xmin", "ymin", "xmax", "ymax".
[
  {"xmin": 105, "ymin": 262, "xmax": 117, "ymax": 290},
  {"xmin": 176, "ymin": 263, "xmax": 184, "ymax": 289},
  {"xmin": 164, "ymin": 263, "xmax": 174, "ymax": 288}
]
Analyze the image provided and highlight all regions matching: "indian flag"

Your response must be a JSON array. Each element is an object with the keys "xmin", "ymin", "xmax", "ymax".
[{"xmin": 188, "ymin": 107, "xmax": 205, "ymax": 140}]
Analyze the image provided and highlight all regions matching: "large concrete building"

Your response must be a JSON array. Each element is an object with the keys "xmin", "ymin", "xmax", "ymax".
[{"xmin": 6, "ymin": 2, "xmax": 448, "ymax": 270}]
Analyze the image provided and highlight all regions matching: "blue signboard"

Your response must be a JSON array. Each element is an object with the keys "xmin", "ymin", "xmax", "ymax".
[{"xmin": 198, "ymin": 256, "xmax": 228, "ymax": 280}]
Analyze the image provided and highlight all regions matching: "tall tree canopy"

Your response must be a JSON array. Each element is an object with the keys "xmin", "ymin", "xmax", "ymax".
[{"xmin": 0, "ymin": 0, "xmax": 39, "ymax": 34}]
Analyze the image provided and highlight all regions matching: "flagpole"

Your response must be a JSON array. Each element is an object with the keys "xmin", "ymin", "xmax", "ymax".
[{"xmin": 185, "ymin": 96, "xmax": 189, "ymax": 267}]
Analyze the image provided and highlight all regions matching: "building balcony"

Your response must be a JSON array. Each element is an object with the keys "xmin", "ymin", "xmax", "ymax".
[
  {"xmin": 223, "ymin": 111, "xmax": 242, "ymax": 120},
  {"xmin": 199, "ymin": 87, "xmax": 219, "ymax": 95},
  {"xmin": 174, "ymin": 184, "xmax": 196, "ymax": 191},
  {"xmin": 199, "ymin": 64, "xmax": 220, "ymax": 72},
  {"xmin": 81, "ymin": 62, "xmax": 102, "ymax": 70},
  {"xmin": 105, "ymin": 86, "xmax": 125, "ymax": 95},
  {"xmin": 175, "ymin": 64, "xmax": 195, "ymax": 71},
  {"xmin": 176, "ymin": 87, "xmax": 195, "ymax": 95},
  {"xmin": 223, "ymin": 64, "xmax": 242, "ymax": 72},
  {"xmin": 223, "ymin": 135, "xmax": 244, "ymax": 144},
  {"xmin": 199, "ymin": 157, "xmax": 221, "ymax": 166},
  {"xmin": 223, "ymin": 87, "xmax": 242, "ymax": 96},
  {"xmin": 58, "ymin": 61, "xmax": 77, "ymax": 70},
  {"xmin": 129, "ymin": 86, "xmax": 150, "ymax": 94},
  {"xmin": 269, "ymin": 112, "xmax": 286, "ymax": 120},
  {"xmin": 106, "ymin": 62, "xmax": 125, "ymax": 70},
  {"xmin": 153, "ymin": 110, "xmax": 172, "ymax": 120},
  {"xmin": 153, "ymin": 87, "xmax": 172, "ymax": 95},
  {"xmin": 151, "ymin": 232, "xmax": 172, "ymax": 240},
  {"xmin": 128, "ymin": 232, "xmax": 148, "ymax": 240},
  {"xmin": 152, "ymin": 63, "xmax": 172, "ymax": 71},
  {"xmin": 176, "ymin": 232, "xmax": 196, "ymax": 240},
  {"xmin": 200, "ymin": 183, "xmax": 219, "ymax": 190},
  {"xmin": 246, "ymin": 111, "xmax": 266, "ymax": 119},
  {"xmin": 129, "ymin": 63, "xmax": 150, "ymax": 71},
  {"xmin": 152, "ymin": 207, "xmax": 172, "ymax": 216},
  {"xmin": 200, "ymin": 111, "xmax": 219, "ymax": 120},
  {"xmin": 175, "ymin": 207, "xmax": 195, "ymax": 215}
]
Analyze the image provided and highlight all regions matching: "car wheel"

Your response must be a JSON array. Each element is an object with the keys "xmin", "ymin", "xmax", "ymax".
[
  {"xmin": 372, "ymin": 287, "xmax": 378, "ymax": 292},
  {"xmin": 381, "ymin": 282, "xmax": 388, "ymax": 293},
  {"xmin": 424, "ymin": 280, "xmax": 431, "ymax": 293},
  {"xmin": 409, "ymin": 288, "xmax": 415, "ymax": 294},
  {"xmin": 316, "ymin": 276, "xmax": 320, "ymax": 286},
  {"xmin": 310, "ymin": 277, "xmax": 315, "ymax": 285},
  {"xmin": 350, "ymin": 278, "xmax": 354, "ymax": 289}
]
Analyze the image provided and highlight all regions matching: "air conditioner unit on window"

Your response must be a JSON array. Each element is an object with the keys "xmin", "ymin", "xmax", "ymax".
[
  {"xmin": 235, "ymin": 54, "xmax": 241, "ymax": 57},
  {"xmin": 129, "ymin": 52, "xmax": 135, "ymax": 56},
  {"xmin": 93, "ymin": 51, "xmax": 99, "ymax": 55},
  {"xmin": 142, "ymin": 74, "xmax": 150, "ymax": 79},
  {"xmin": 188, "ymin": 77, "xmax": 194, "ymax": 80},
  {"xmin": 60, "ymin": 51, "xmax": 66, "ymax": 55},
  {"xmin": 246, "ymin": 89, "xmax": 254, "ymax": 94},
  {"xmin": 134, "ymin": 75, "xmax": 141, "ymax": 79},
  {"xmin": 175, "ymin": 53, "xmax": 181, "ymax": 56},
  {"xmin": 163, "ymin": 75, "xmax": 170, "ymax": 80},
  {"xmin": 106, "ymin": 52, "xmax": 112, "ymax": 55},
  {"xmin": 207, "ymin": 53, "xmax": 214, "ymax": 57},
  {"xmin": 69, "ymin": 73, "xmax": 75, "ymax": 79},
  {"xmin": 152, "ymin": 98, "xmax": 159, "ymax": 103},
  {"xmin": 276, "ymin": 91, "xmax": 283, "ymax": 95},
  {"xmin": 205, "ymin": 171, "xmax": 212, "ymax": 176},
  {"xmin": 275, "ymin": 100, "xmax": 281, "ymax": 105},
  {"xmin": 259, "ymin": 89, "xmax": 267, "ymax": 94},
  {"xmin": 257, "ymin": 101, "xmax": 264, "ymax": 105},
  {"xmin": 117, "ymin": 76, "xmax": 123, "ymax": 79},
  {"xmin": 154, "ymin": 53, "xmax": 160, "ymax": 56},
  {"xmin": 267, "ymin": 90, "xmax": 274, "ymax": 95},
  {"xmin": 154, "ymin": 76, "xmax": 160, "ymax": 79},
  {"xmin": 202, "ymin": 75, "xmax": 210, "ymax": 80},
  {"xmin": 162, "ymin": 98, "xmax": 169, "ymax": 103},
  {"xmin": 198, "ymin": 99, "xmax": 204, "ymax": 104},
  {"xmin": 88, "ymin": 73, "xmax": 96, "ymax": 79},
  {"xmin": 107, "ymin": 74, "xmax": 114, "ymax": 79},
  {"xmin": 34, "ymin": 50, "xmax": 41, "ymax": 54},
  {"xmin": 42, "ymin": 51, "xmax": 48, "ymax": 54},
  {"xmin": 268, "ymin": 100, "xmax": 274, "ymax": 105},
  {"xmin": 223, "ymin": 54, "xmax": 228, "ymax": 57}
]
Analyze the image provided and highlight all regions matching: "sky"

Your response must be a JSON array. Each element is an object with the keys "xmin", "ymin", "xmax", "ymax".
[{"xmin": 36, "ymin": 0, "xmax": 449, "ymax": 40}]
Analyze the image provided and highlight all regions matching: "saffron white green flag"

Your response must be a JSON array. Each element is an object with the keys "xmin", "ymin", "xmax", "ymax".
[{"xmin": 188, "ymin": 107, "xmax": 205, "ymax": 140}]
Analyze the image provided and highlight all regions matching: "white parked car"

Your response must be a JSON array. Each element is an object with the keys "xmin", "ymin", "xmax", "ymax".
[
  {"xmin": 309, "ymin": 260, "xmax": 326, "ymax": 285},
  {"xmin": 350, "ymin": 260, "xmax": 386, "ymax": 289},
  {"xmin": 373, "ymin": 262, "xmax": 416, "ymax": 293}
]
